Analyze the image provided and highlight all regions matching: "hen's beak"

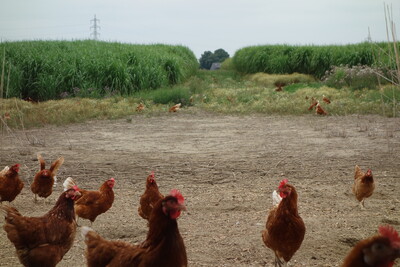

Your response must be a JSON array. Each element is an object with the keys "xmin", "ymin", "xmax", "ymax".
[{"xmin": 179, "ymin": 203, "xmax": 187, "ymax": 211}]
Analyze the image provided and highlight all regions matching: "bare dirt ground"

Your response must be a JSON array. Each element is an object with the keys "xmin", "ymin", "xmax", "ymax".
[{"xmin": 0, "ymin": 112, "xmax": 400, "ymax": 267}]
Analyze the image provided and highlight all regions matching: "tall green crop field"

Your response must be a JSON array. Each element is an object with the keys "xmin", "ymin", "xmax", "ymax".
[
  {"xmin": 232, "ymin": 43, "xmax": 397, "ymax": 78},
  {"xmin": 0, "ymin": 40, "xmax": 199, "ymax": 101}
]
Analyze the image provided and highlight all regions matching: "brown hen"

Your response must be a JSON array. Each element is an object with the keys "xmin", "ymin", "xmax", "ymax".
[
  {"xmin": 138, "ymin": 171, "xmax": 164, "ymax": 221},
  {"xmin": 262, "ymin": 179, "xmax": 306, "ymax": 267},
  {"xmin": 169, "ymin": 103, "xmax": 181, "ymax": 112},
  {"xmin": 353, "ymin": 165, "xmax": 374, "ymax": 209},
  {"xmin": 30, "ymin": 154, "xmax": 64, "ymax": 202},
  {"xmin": 64, "ymin": 177, "xmax": 115, "ymax": 225},
  {"xmin": 0, "ymin": 164, "xmax": 24, "ymax": 203},
  {"xmin": 342, "ymin": 225, "xmax": 400, "ymax": 267},
  {"xmin": 1, "ymin": 179, "xmax": 80, "ymax": 267},
  {"xmin": 82, "ymin": 189, "xmax": 187, "ymax": 267}
]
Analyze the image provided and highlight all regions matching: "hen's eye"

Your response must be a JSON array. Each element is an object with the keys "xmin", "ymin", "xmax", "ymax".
[{"xmin": 372, "ymin": 243, "xmax": 384, "ymax": 251}]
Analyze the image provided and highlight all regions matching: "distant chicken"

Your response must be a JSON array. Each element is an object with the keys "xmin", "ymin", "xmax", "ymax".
[
  {"xmin": 1, "ymin": 178, "xmax": 80, "ymax": 267},
  {"xmin": 274, "ymin": 82, "xmax": 285, "ymax": 92},
  {"xmin": 308, "ymin": 97, "xmax": 318, "ymax": 111},
  {"xmin": 64, "ymin": 177, "xmax": 115, "ymax": 225},
  {"xmin": 81, "ymin": 189, "xmax": 187, "ymax": 267},
  {"xmin": 323, "ymin": 95, "xmax": 331, "ymax": 104},
  {"xmin": 31, "ymin": 154, "xmax": 64, "ymax": 202},
  {"xmin": 169, "ymin": 103, "xmax": 181, "ymax": 112},
  {"xmin": 138, "ymin": 171, "xmax": 164, "ymax": 221},
  {"xmin": 226, "ymin": 96, "xmax": 235, "ymax": 103},
  {"xmin": 262, "ymin": 179, "xmax": 306, "ymax": 267},
  {"xmin": 0, "ymin": 164, "xmax": 24, "ymax": 203},
  {"xmin": 3, "ymin": 112, "xmax": 11, "ymax": 120},
  {"xmin": 316, "ymin": 101, "xmax": 328, "ymax": 115},
  {"xmin": 136, "ymin": 103, "xmax": 145, "ymax": 112},
  {"xmin": 341, "ymin": 225, "xmax": 400, "ymax": 267},
  {"xmin": 353, "ymin": 165, "xmax": 374, "ymax": 209}
]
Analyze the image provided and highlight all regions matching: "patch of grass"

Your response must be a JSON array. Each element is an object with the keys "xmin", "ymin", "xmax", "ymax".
[
  {"xmin": 284, "ymin": 82, "xmax": 323, "ymax": 93},
  {"xmin": 364, "ymin": 85, "xmax": 400, "ymax": 103},
  {"xmin": 246, "ymin": 72, "xmax": 315, "ymax": 89},
  {"xmin": 198, "ymin": 79, "xmax": 399, "ymax": 116},
  {"xmin": 134, "ymin": 86, "xmax": 191, "ymax": 106},
  {"xmin": 0, "ymin": 97, "xmax": 143, "ymax": 129}
]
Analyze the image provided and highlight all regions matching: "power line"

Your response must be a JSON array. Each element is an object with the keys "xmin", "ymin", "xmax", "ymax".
[{"xmin": 90, "ymin": 14, "xmax": 100, "ymax": 40}]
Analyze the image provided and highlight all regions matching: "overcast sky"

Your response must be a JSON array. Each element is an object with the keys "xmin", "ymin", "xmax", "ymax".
[{"xmin": 0, "ymin": 0, "xmax": 399, "ymax": 59}]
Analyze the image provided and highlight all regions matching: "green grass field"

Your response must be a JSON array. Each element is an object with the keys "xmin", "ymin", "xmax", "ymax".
[{"xmin": 1, "ymin": 70, "xmax": 399, "ymax": 131}]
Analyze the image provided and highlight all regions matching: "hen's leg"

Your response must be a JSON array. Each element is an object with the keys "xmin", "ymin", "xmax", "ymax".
[
  {"xmin": 274, "ymin": 251, "xmax": 284, "ymax": 267},
  {"xmin": 360, "ymin": 199, "xmax": 365, "ymax": 209}
]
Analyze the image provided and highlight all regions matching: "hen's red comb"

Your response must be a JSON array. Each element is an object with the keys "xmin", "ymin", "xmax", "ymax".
[
  {"xmin": 150, "ymin": 171, "xmax": 155, "ymax": 178},
  {"xmin": 379, "ymin": 225, "xmax": 400, "ymax": 248},
  {"xmin": 170, "ymin": 189, "xmax": 184, "ymax": 205},
  {"xmin": 72, "ymin": 185, "xmax": 80, "ymax": 192},
  {"xmin": 278, "ymin": 179, "xmax": 288, "ymax": 189},
  {"xmin": 11, "ymin": 164, "xmax": 20, "ymax": 172}
]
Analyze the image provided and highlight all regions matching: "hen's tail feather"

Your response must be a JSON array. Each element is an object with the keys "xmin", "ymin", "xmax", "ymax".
[
  {"xmin": 0, "ymin": 166, "xmax": 10, "ymax": 175},
  {"xmin": 354, "ymin": 165, "xmax": 362, "ymax": 177},
  {"xmin": 82, "ymin": 226, "xmax": 125, "ymax": 266},
  {"xmin": 2, "ymin": 205, "xmax": 24, "ymax": 246},
  {"xmin": 272, "ymin": 190, "xmax": 282, "ymax": 206},
  {"xmin": 1, "ymin": 205, "xmax": 21, "ymax": 217}
]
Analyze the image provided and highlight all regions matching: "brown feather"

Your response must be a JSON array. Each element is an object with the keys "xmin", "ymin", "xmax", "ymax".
[
  {"xmin": 138, "ymin": 173, "xmax": 164, "ymax": 221},
  {"xmin": 342, "ymin": 226, "xmax": 400, "ymax": 267},
  {"xmin": 2, "ymin": 189, "xmax": 80, "ymax": 267},
  {"xmin": 74, "ymin": 178, "xmax": 115, "ymax": 223},
  {"xmin": 83, "ymin": 192, "xmax": 187, "ymax": 267},
  {"xmin": 262, "ymin": 182, "xmax": 305, "ymax": 264},
  {"xmin": 352, "ymin": 165, "xmax": 374, "ymax": 205},
  {"xmin": 31, "ymin": 156, "xmax": 64, "ymax": 199},
  {"xmin": 0, "ymin": 164, "xmax": 24, "ymax": 202}
]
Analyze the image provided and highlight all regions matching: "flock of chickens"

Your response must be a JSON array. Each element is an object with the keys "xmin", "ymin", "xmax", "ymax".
[
  {"xmin": 307, "ymin": 95, "xmax": 330, "ymax": 115},
  {"xmin": 261, "ymin": 166, "xmax": 400, "ymax": 267},
  {"xmin": 0, "ymin": 153, "xmax": 399, "ymax": 266}
]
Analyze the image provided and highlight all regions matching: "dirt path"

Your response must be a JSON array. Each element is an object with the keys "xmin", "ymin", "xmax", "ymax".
[{"xmin": 1, "ymin": 113, "xmax": 400, "ymax": 266}]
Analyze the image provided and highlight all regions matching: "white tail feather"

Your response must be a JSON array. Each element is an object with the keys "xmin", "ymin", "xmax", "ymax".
[
  {"xmin": 53, "ymin": 176, "xmax": 58, "ymax": 188},
  {"xmin": 63, "ymin": 177, "xmax": 77, "ymax": 191},
  {"xmin": 81, "ymin": 226, "xmax": 94, "ymax": 238},
  {"xmin": 272, "ymin": 190, "xmax": 282, "ymax": 206},
  {"xmin": 0, "ymin": 166, "xmax": 10, "ymax": 176}
]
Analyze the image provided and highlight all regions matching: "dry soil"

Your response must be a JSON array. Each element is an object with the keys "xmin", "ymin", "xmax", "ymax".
[{"xmin": 0, "ymin": 112, "xmax": 400, "ymax": 267}]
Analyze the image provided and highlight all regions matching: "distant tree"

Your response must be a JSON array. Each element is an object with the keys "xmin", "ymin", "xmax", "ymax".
[
  {"xmin": 199, "ymin": 49, "xmax": 230, "ymax": 69},
  {"xmin": 213, "ymin": 49, "xmax": 230, "ymax": 63},
  {"xmin": 199, "ymin": 51, "xmax": 215, "ymax": 70}
]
